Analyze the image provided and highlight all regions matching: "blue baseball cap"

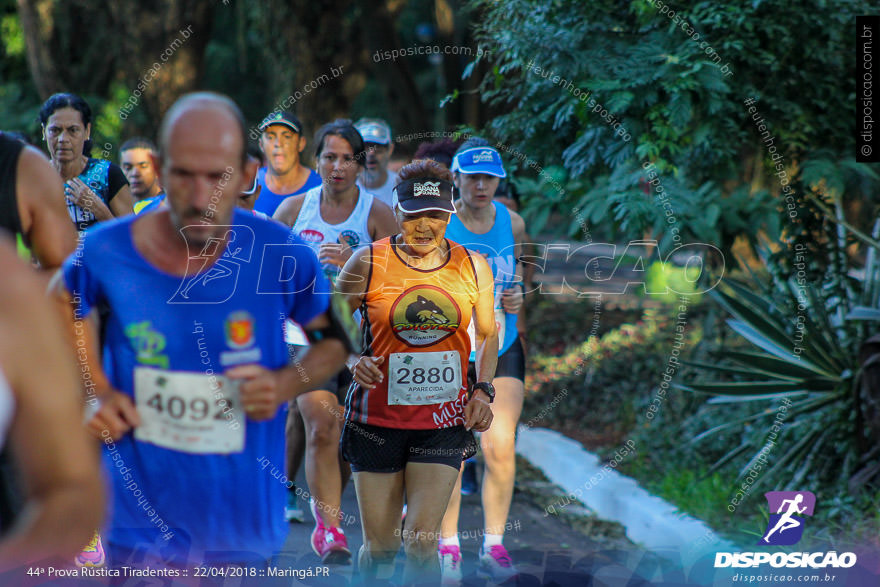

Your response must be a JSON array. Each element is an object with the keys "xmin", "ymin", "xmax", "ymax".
[{"xmin": 451, "ymin": 147, "xmax": 507, "ymax": 178}]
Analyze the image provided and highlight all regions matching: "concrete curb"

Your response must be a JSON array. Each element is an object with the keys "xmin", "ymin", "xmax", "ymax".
[{"xmin": 515, "ymin": 424, "xmax": 736, "ymax": 567}]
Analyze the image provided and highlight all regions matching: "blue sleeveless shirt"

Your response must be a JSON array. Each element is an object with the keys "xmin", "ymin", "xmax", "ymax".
[{"xmin": 445, "ymin": 201, "xmax": 518, "ymax": 358}]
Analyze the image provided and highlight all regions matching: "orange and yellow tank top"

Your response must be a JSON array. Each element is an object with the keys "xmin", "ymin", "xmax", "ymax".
[{"xmin": 345, "ymin": 236, "xmax": 480, "ymax": 429}]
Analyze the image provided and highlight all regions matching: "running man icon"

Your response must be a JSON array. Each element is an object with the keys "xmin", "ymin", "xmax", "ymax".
[
  {"xmin": 169, "ymin": 225, "xmax": 255, "ymax": 304},
  {"xmin": 760, "ymin": 491, "xmax": 816, "ymax": 546}
]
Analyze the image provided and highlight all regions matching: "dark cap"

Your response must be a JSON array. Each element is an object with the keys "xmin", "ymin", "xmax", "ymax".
[
  {"xmin": 259, "ymin": 111, "xmax": 302, "ymax": 135},
  {"xmin": 393, "ymin": 178, "xmax": 456, "ymax": 214}
]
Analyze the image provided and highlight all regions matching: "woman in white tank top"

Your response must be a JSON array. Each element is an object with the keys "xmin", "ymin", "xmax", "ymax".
[
  {"xmin": 272, "ymin": 120, "xmax": 397, "ymax": 563},
  {"xmin": 274, "ymin": 120, "xmax": 397, "ymax": 281}
]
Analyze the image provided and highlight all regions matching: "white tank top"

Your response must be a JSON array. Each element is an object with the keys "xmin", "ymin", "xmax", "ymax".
[
  {"xmin": 0, "ymin": 368, "xmax": 14, "ymax": 451},
  {"xmin": 290, "ymin": 186, "xmax": 374, "ymax": 266},
  {"xmin": 286, "ymin": 186, "xmax": 374, "ymax": 345}
]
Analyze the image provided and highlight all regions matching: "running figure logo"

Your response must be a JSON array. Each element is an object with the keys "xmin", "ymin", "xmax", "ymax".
[
  {"xmin": 168, "ymin": 225, "xmax": 255, "ymax": 304},
  {"xmin": 760, "ymin": 491, "xmax": 816, "ymax": 545}
]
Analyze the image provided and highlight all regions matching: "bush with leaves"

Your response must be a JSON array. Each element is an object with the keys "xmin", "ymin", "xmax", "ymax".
[
  {"xmin": 679, "ymin": 217, "xmax": 880, "ymax": 495},
  {"xmin": 462, "ymin": 0, "xmax": 875, "ymax": 256}
]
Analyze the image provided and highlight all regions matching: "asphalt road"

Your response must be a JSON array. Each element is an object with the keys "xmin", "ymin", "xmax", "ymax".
[{"xmin": 272, "ymin": 467, "xmax": 656, "ymax": 587}]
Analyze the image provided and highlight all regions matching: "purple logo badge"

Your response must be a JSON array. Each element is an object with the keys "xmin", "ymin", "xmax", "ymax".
[{"xmin": 760, "ymin": 491, "xmax": 816, "ymax": 545}]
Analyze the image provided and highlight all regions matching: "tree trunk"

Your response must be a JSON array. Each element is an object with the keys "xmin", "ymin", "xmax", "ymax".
[
  {"xmin": 16, "ymin": 0, "xmax": 61, "ymax": 98},
  {"xmin": 16, "ymin": 0, "xmax": 215, "ymax": 137},
  {"xmin": 112, "ymin": 0, "xmax": 216, "ymax": 136},
  {"xmin": 251, "ymin": 0, "xmax": 429, "ymax": 147},
  {"xmin": 250, "ymin": 0, "xmax": 362, "ymax": 140},
  {"xmin": 358, "ymin": 0, "xmax": 430, "ymax": 135}
]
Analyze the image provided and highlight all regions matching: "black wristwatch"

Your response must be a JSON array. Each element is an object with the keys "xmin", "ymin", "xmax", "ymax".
[{"xmin": 470, "ymin": 381, "xmax": 495, "ymax": 403}]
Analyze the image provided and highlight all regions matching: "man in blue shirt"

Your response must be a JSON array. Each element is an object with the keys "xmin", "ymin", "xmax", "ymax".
[
  {"xmin": 54, "ymin": 93, "xmax": 350, "ymax": 570},
  {"xmin": 253, "ymin": 111, "xmax": 322, "ymax": 216}
]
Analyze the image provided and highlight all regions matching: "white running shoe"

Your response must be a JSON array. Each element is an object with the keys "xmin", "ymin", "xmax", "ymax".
[{"xmin": 438, "ymin": 544, "xmax": 463, "ymax": 586}]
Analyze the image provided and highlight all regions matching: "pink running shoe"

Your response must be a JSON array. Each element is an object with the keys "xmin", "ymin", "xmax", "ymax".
[
  {"xmin": 309, "ymin": 498, "xmax": 350, "ymax": 564},
  {"xmin": 311, "ymin": 524, "xmax": 351, "ymax": 564},
  {"xmin": 478, "ymin": 544, "xmax": 519, "ymax": 583},
  {"xmin": 75, "ymin": 531, "xmax": 106, "ymax": 568}
]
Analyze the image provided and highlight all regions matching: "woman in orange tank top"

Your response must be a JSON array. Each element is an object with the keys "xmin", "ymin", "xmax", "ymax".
[{"xmin": 336, "ymin": 159, "xmax": 498, "ymax": 585}]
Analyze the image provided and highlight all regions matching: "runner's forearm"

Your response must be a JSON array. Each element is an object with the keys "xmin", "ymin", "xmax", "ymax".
[
  {"xmin": 474, "ymin": 332, "xmax": 499, "ymax": 385},
  {"xmin": 278, "ymin": 338, "xmax": 348, "ymax": 401}
]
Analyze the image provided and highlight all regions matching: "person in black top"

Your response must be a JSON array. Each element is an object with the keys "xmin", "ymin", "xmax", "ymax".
[{"xmin": 39, "ymin": 93, "xmax": 134, "ymax": 232}]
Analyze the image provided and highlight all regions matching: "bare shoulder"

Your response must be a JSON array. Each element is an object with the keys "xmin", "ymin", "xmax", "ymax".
[
  {"xmin": 337, "ymin": 245, "xmax": 374, "ymax": 297},
  {"xmin": 369, "ymin": 197, "xmax": 394, "ymax": 217},
  {"xmin": 0, "ymin": 240, "xmax": 51, "ymax": 368},
  {"xmin": 508, "ymin": 208, "xmax": 527, "ymax": 239},
  {"xmin": 468, "ymin": 248, "xmax": 494, "ymax": 283},
  {"xmin": 17, "ymin": 145, "xmax": 64, "ymax": 203},
  {"xmin": 368, "ymin": 197, "xmax": 397, "ymax": 240},
  {"xmin": 273, "ymin": 193, "xmax": 308, "ymax": 226},
  {"xmin": 0, "ymin": 237, "xmax": 41, "ymax": 298},
  {"xmin": 345, "ymin": 245, "xmax": 374, "ymax": 275}
]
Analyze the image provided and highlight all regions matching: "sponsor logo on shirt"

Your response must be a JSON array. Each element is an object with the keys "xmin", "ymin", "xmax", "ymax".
[
  {"xmin": 220, "ymin": 311, "xmax": 262, "ymax": 366},
  {"xmin": 390, "ymin": 286, "xmax": 461, "ymax": 346},
  {"xmin": 225, "ymin": 311, "xmax": 255, "ymax": 349},
  {"xmin": 125, "ymin": 321, "xmax": 170, "ymax": 369},
  {"xmin": 339, "ymin": 230, "xmax": 361, "ymax": 248},
  {"xmin": 299, "ymin": 229, "xmax": 324, "ymax": 244}
]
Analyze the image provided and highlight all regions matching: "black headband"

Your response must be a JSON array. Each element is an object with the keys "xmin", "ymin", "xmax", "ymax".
[
  {"xmin": 393, "ymin": 177, "xmax": 456, "ymax": 213},
  {"xmin": 393, "ymin": 178, "xmax": 454, "ymax": 200}
]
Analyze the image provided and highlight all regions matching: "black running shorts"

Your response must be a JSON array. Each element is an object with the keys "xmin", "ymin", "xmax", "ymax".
[
  {"xmin": 467, "ymin": 335, "xmax": 526, "ymax": 385},
  {"xmin": 341, "ymin": 421, "xmax": 477, "ymax": 473}
]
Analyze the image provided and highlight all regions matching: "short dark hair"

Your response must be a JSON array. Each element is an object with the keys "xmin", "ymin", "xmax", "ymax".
[
  {"xmin": 414, "ymin": 138, "xmax": 460, "ymax": 169},
  {"xmin": 39, "ymin": 93, "xmax": 93, "ymax": 156},
  {"xmin": 247, "ymin": 142, "xmax": 266, "ymax": 166},
  {"xmin": 120, "ymin": 137, "xmax": 157, "ymax": 154},
  {"xmin": 158, "ymin": 92, "xmax": 248, "ymax": 166},
  {"xmin": 454, "ymin": 136, "xmax": 491, "ymax": 158},
  {"xmin": 397, "ymin": 158, "xmax": 454, "ymax": 184},
  {"xmin": 313, "ymin": 119, "xmax": 366, "ymax": 168}
]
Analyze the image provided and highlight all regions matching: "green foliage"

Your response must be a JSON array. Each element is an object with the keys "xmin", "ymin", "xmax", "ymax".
[
  {"xmin": 678, "ymin": 279, "xmax": 856, "ymax": 487},
  {"xmin": 679, "ymin": 231, "xmax": 880, "ymax": 494},
  {"xmin": 0, "ymin": 1, "xmax": 39, "ymax": 137},
  {"xmin": 1, "ymin": 13, "xmax": 24, "ymax": 56},
  {"xmin": 524, "ymin": 301, "xmax": 701, "ymax": 445},
  {"xmin": 622, "ymin": 459, "xmax": 731, "ymax": 527},
  {"xmin": 464, "ymin": 0, "xmax": 877, "ymax": 254},
  {"xmin": 92, "ymin": 83, "xmax": 132, "ymax": 155},
  {"xmin": 525, "ymin": 289, "xmax": 880, "ymax": 546},
  {"xmin": 644, "ymin": 260, "xmax": 702, "ymax": 303}
]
